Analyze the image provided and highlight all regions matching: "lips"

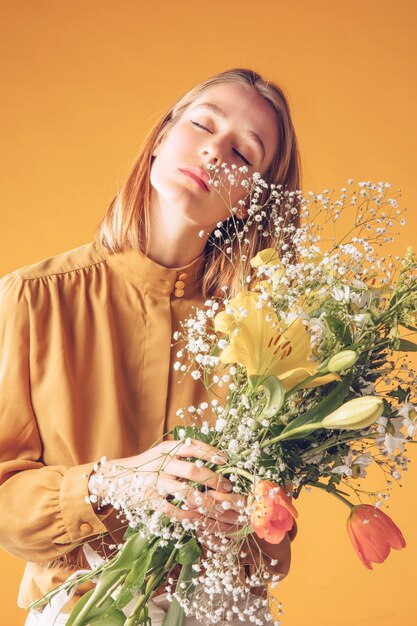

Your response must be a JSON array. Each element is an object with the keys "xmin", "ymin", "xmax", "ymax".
[{"xmin": 179, "ymin": 166, "xmax": 210, "ymax": 192}]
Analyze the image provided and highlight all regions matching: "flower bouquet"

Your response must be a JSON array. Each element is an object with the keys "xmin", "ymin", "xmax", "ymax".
[{"xmin": 30, "ymin": 167, "xmax": 417, "ymax": 625}]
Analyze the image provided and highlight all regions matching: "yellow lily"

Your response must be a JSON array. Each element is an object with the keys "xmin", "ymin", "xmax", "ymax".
[
  {"xmin": 250, "ymin": 248, "xmax": 282, "ymax": 267},
  {"xmin": 249, "ymin": 248, "xmax": 334, "ymax": 314},
  {"xmin": 213, "ymin": 290, "xmax": 340, "ymax": 391},
  {"xmin": 249, "ymin": 248, "xmax": 285, "ymax": 295}
]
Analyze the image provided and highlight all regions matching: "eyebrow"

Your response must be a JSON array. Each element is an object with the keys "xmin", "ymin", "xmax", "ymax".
[{"xmin": 192, "ymin": 101, "xmax": 266, "ymax": 163}]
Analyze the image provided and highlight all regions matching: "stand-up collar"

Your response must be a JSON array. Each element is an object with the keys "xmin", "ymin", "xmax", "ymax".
[{"xmin": 94, "ymin": 240, "xmax": 206, "ymax": 298}]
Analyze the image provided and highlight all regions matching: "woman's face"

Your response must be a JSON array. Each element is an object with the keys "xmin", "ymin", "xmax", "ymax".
[{"xmin": 149, "ymin": 83, "xmax": 279, "ymax": 232}]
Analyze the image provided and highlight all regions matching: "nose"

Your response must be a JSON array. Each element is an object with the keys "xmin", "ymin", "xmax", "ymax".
[{"xmin": 199, "ymin": 138, "xmax": 223, "ymax": 168}]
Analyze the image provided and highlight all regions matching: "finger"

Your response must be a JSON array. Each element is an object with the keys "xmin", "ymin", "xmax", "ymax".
[
  {"xmin": 163, "ymin": 459, "xmax": 233, "ymax": 492},
  {"xmin": 202, "ymin": 503, "xmax": 240, "ymax": 525},
  {"xmin": 192, "ymin": 491, "xmax": 241, "ymax": 524},
  {"xmin": 160, "ymin": 439, "xmax": 228, "ymax": 465},
  {"xmin": 195, "ymin": 527, "xmax": 230, "ymax": 550},
  {"xmin": 247, "ymin": 533, "xmax": 292, "ymax": 578},
  {"xmin": 158, "ymin": 499, "xmax": 202, "ymax": 524},
  {"xmin": 162, "ymin": 483, "xmax": 239, "ymax": 524},
  {"xmin": 197, "ymin": 516, "xmax": 242, "ymax": 536},
  {"xmin": 154, "ymin": 474, "xmax": 194, "ymax": 502},
  {"xmin": 204, "ymin": 489, "xmax": 247, "ymax": 513},
  {"xmin": 151, "ymin": 475, "xmax": 231, "ymax": 523}
]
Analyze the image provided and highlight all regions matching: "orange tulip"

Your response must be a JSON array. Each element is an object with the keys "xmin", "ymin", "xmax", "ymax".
[
  {"xmin": 250, "ymin": 481, "xmax": 298, "ymax": 545},
  {"xmin": 347, "ymin": 504, "xmax": 406, "ymax": 569}
]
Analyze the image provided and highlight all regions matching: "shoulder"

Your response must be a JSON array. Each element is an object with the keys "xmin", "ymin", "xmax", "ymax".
[
  {"xmin": 0, "ymin": 242, "xmax": 109, "ymax": 329},
  {"xmin": 4, "ymin": 241, "xmax": 107, "ymax": 283}
]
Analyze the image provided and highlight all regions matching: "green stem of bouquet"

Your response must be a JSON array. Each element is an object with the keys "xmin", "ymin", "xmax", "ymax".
[
  {"xmin": 301, "ymin": 432, "xmax": 378, "ymax": 462},
  {"xmin": 311, "ymin": 481, "xmax": 354, "ymax": 509},
  {"xmin": 29, "ymin": 560, "xmax": 109, "ymax": 610},
  {"xmin": 71, "ymin": 570, "xmax": 127, "ymax": 626},
  {"xmin": 125, "ymin": 543, "xmax": 180, "ymax": 625},
  {"xmin": 95, "ymin": 573, "xmax": 128, "ymax": 608},
  {"xmin": 239, "ymin": 422, "xmax": 378, "ymax": 464},
  {"xmin": 217, "ymin": 465, "xmax": 254, "ymax": 482}
]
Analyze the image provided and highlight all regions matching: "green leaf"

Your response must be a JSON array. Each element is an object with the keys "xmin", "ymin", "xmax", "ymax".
[
  {"xmin": 89, "ymin": 609, "xmax": 127, "ymax": 625},
  {"xmin": 259, "ymin": 376, "xmax": 285, "ymax": 418},
  {"xmin": 382, "ymin": 398, "xmax": 392, "ymax": 416},
  {"xmin": 172, "ymin": 425, "xmax": 210, "ymax": 444},
  {"xmin": 279, "ymin": 371, "xmax": 355, "ymax": 439},
  {"xmin": 65, "ymin": 589, "xmax": 95, "ymax": 626},
  {"xmin": 114, "ymin": 542, "xmax": 159, "ymax": 609},
  {"xmin": 66, "ymin": 589, "xmax": 126, "ymax": 626},
  {"xmin": 177, "ymin": 537, "xmax": 201, "ymax": 565},
  {"xmin": 387, "ymin": 386, "xmax": 411, "ymax": 403},
  {"xmin": 65, "ymin": 534, "xmax": 163, "ymax": 626},
  {"xmin": 150, "ymin": 541, "xmax": 177, "ymax": 571},
  {"xmin": 162, "ymin": 563, "xmax": 196, "ymax": 626},
  {"xmin": 324, "ymin": 314, "xmax": 352, "ymax": 344},
  {"xmin": 65, "ymin": 570, "xmax": 126, "ymax": 626},
  {"xmin": 123, "ymin": 524, "xmax": 145, "ymax": 540},
  {"xmin": 110, "ymin": 533, "xmax": 152, "ymax": 572},
  {"xmin": 399, "ymin": 321, "xmax": 417, "ymax": 333},
  {"xmin": 395, "ymin": 338, "xmax": 417, "ymax": 352}
]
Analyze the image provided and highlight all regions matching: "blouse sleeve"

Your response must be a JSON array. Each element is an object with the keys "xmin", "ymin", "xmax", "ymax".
[{"xmin": 0, "ymin": 272, "xmax": 110, "ymax": 562}]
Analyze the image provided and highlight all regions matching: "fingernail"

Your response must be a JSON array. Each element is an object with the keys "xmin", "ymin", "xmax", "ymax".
[
  {"xmin": 211, "ymin": 453, "xmax": 227, "ymax": 465},
  {"xmin": 220, "ymin": 479, "xmax": 232, "ymax": 492}
]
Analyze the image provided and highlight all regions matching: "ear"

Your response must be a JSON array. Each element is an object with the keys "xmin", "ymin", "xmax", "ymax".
[
  {"xmin": 152, "ymin": 133, "xmax": 166, "ymax": 157},
  {"xmin": 152, "ymin": 140, "xmax": 161, "ymax": 158}
]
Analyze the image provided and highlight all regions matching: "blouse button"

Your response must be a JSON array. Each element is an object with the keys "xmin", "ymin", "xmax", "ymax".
[
  {"xmin": 174, "ymin": 280, "xmax": 185, "ymax": 289},
  {"xmin": 178, "ymin": 272, "xmax": 188, "ymax": 281},
  {"xmin": 174, "ymin": 288, "xmax": 185, "ymax": 298},
  {"xmin": 79, "ymin": 522, "xmax": 92, "ymax": 534}
]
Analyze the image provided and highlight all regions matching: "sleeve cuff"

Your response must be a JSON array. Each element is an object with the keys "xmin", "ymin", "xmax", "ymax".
[{"xmin": 57, "ymin": 462, "xmax": 110, "ymax": 544}]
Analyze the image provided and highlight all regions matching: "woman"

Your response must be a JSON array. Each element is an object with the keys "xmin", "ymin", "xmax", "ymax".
[{"xmin": 0, "ymin": 67, "xmax": 301, "ymax": 625}]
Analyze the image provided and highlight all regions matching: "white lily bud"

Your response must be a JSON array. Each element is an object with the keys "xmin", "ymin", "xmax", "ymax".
[
  {"xmin": 322, "ymin": 396, "xmax": 384, "ymax": 430},
  {"xmin": 327, "ymin": 350, "xmax": 359, "ymax": 372}
]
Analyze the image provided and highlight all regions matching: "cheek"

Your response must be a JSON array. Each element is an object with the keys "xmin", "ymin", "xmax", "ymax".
[
  {"xmin": 162, "ymin": 125, "xmax": 196, "ymax": 161},
  {"xmin": 150, "ymin": 131, "xmax": 187, "ymax": 185}
]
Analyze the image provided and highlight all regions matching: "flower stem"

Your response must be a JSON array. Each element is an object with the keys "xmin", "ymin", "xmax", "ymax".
[
  {"xmin": 96, "ymin": 573, "xmax": 127, "ymax": 608},
  {"xmin": 301, "ymin": 432, "xmax": 378, "ymax": 461},
  {"xmin": 125, "ymin": 544, "xmax": 179, "ymax": 625},
  {"xmin": 217, "ymin": 466, "xmax": 255, "ymax": 482},
  {"xmin": 310, "ymin": 482, "xmax": 354, "ymax": 509}
]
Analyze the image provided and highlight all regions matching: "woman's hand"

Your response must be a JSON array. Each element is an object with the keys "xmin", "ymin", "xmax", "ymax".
[
  {"xmin": 248, "ymin": 532, "xmax": 292, "ymax": 579},
  {"xmin": 243, "ymin": 487, "xmax": 298, "ymax": 582},
  {"xmin": 88, "ymin": 439, "xmax": 242, "ymax": 531},
  {"xmin": 193, "ymin": 490, "xmax": 248, "ymax": 549}
]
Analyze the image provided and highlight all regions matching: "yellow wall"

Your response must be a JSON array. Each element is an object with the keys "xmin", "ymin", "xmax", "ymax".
[{"xmin": 1, "ymin": 1, "xmax": 416, "ymax": 624}]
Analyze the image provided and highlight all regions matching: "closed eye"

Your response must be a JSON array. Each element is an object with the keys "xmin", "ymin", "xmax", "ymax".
[{"xmin": 190, "ymin": 120, "xmax": 252, "ymax": 166}]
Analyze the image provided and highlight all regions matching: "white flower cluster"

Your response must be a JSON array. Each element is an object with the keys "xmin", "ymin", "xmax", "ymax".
[{"xmin": 176, "ymin": 549, "xmax": 279, "ymax": 625}]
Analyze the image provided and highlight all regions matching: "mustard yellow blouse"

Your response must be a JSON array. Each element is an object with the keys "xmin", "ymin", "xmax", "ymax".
[{"xmin": 0, "ymin": 238, "xmax": 217, "ymax": 610}]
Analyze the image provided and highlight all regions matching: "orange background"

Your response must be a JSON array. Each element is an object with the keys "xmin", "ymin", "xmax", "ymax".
[{"xmin": 1, "ymin": 1, "xmax": 416, "ymax": 624}]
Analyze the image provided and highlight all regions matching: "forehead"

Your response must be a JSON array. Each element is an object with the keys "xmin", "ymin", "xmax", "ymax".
[{"xmin": 187, "ymin": 83, "xmax": 279, "ymax": 164}]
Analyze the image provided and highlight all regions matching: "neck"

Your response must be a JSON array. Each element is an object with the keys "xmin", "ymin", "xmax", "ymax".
[{"xmin": 144, "ymin": 192, "xmax": 208, "ymax": 269}]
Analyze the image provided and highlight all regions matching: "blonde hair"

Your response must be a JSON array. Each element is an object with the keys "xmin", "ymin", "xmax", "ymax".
[{"xmin": 95, "ymin": 68, "xmax": 302, "ymax": 298}]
